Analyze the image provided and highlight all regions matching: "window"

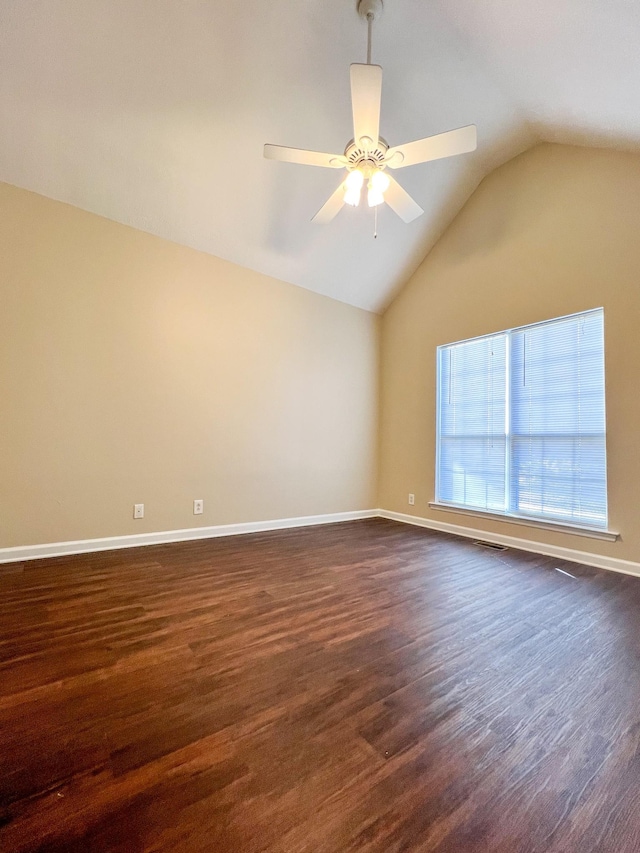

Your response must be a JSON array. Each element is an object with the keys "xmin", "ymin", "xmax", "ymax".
[{"xmin": 436, "ymin": 309, "xmax": 608, "ymax": 530}]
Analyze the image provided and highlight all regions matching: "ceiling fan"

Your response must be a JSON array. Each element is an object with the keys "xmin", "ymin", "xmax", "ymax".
[{"xmin": 264, "ymin": 0, "xmax": 477, "ymax": 225}]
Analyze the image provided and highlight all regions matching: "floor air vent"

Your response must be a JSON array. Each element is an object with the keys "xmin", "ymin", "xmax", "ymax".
[{"xmin": 473, "ymin": 540, "xmax": 508, "ymax": 551}]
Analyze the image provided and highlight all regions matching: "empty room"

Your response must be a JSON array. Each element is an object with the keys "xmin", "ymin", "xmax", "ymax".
[{"xmin": 2, "ymin": 1, "xmax": 640, "ymax": 851}]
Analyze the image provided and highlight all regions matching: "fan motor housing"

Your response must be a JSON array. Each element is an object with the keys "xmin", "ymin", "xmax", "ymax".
[{"xmin": 344, "ymin": 138, "xmax": 388, "ymax": 172}]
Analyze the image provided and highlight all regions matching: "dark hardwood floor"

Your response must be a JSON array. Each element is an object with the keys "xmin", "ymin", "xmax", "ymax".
[{"xmin": 1, "ymin": 518, "xmax": 640, "ymax": 852}]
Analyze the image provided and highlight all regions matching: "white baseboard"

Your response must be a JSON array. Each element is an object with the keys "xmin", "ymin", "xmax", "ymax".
[
  {"xmin": 3, "ymin": 508, "xmax": 639, "ymax": 580},
  {"xmin": 378, "ymin": 510, "xmax": 640, "ymax": 579},
  {"xmin": 0, "ymin": 510, "xmax": 378, "ymax": 564}
]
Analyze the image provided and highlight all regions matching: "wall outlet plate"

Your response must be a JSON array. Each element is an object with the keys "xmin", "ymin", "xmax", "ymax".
[
  {"xmin": 193, "ymin": 499, "xmax": 204, "ymax": 515},
  {"xmin": 408, "ymin": 493, "xmax": 415, "ymax": 506},
  {"xmin": 133, "ymin": 503, "xmax": 144, "ymax": 519}
]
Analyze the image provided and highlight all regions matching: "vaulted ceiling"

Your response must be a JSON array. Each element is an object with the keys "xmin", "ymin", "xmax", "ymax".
[{"xmin": 1, "ymin": 1, "xmax": 639, "ymax": 312}]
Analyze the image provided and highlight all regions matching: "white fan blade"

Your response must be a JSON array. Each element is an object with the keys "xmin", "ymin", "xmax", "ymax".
[
  {"xmin": 386, "ymin": 125, "xmax": 477, "ymax": 169},
  {"xmin": 384, "ymin": 176, "xmax": 424, "ymax": 223},
  {"xmin": 312, "ymin": 179, "xmax": 346, "ymax": 224},
  {"xmin": 264, "ymin": 144, "xmax": 347, "ymax": 168},
  {"xmin": 350, "ymin": 64, "xmax": 382, "ymax": 149}
]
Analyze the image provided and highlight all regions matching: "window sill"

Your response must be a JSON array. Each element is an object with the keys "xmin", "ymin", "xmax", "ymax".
[{"xmin": 428, "ymin": 502, "xmax": 619, "ymax": 542}]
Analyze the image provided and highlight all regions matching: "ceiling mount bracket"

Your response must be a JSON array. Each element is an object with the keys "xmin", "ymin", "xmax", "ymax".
[{"xmin": 357, "ymin": 0, "xmax": 383, "ymax": 23}]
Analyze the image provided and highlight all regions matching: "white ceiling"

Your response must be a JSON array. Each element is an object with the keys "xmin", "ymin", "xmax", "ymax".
[{"xmin": 1, "ymin": 1, "xmax": 639, "ymax": 313}]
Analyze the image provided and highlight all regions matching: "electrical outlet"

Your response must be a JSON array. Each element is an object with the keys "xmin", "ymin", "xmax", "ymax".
[
  {"xmin": 133, "ymin": 503, "xmax": 144, "ymax": 519},
  {"xmin": 408, "ymin": 493, "xmax": 415, "ymax": 506},
  {"xmin": 193, "ymin": 499, "xmax": 204, "ymax": 515}
]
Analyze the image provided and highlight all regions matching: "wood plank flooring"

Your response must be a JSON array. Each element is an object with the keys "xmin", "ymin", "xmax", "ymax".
[{"xmin": 1, "ymin": 518, "xmax": 640, "ymax": 852}]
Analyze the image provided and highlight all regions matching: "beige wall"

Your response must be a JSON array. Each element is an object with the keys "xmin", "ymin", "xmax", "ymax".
[
  {"xmin": 379, "ymin": 143, "xmax": 640, "ymax": 564},
  {"xmin": 0, "ymin": 182, "xmax": 379, "ymax": 548},
  {"xmin": 5, "ymin": 143, "xmax": 640, "ymax": 561}
]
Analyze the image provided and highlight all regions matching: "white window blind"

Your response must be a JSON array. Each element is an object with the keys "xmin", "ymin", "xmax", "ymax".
[
  {"xmin": 436, "ymin": 309, "xmax": 608, "ymax": 529},
  {"xmin": 438, "ymin": 334, "xmax": 507, "ymax": 512}
]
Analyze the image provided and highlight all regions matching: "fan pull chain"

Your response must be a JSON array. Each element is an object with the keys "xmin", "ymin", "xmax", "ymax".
[{"xmin": 374, "ymin": 203, "xmax": 378, "ymax": 239}]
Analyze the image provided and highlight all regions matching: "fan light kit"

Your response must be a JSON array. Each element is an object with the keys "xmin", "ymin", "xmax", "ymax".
[{"xmin": 264, "ymin": 0, "xmax": 477, "ymax": 228}]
